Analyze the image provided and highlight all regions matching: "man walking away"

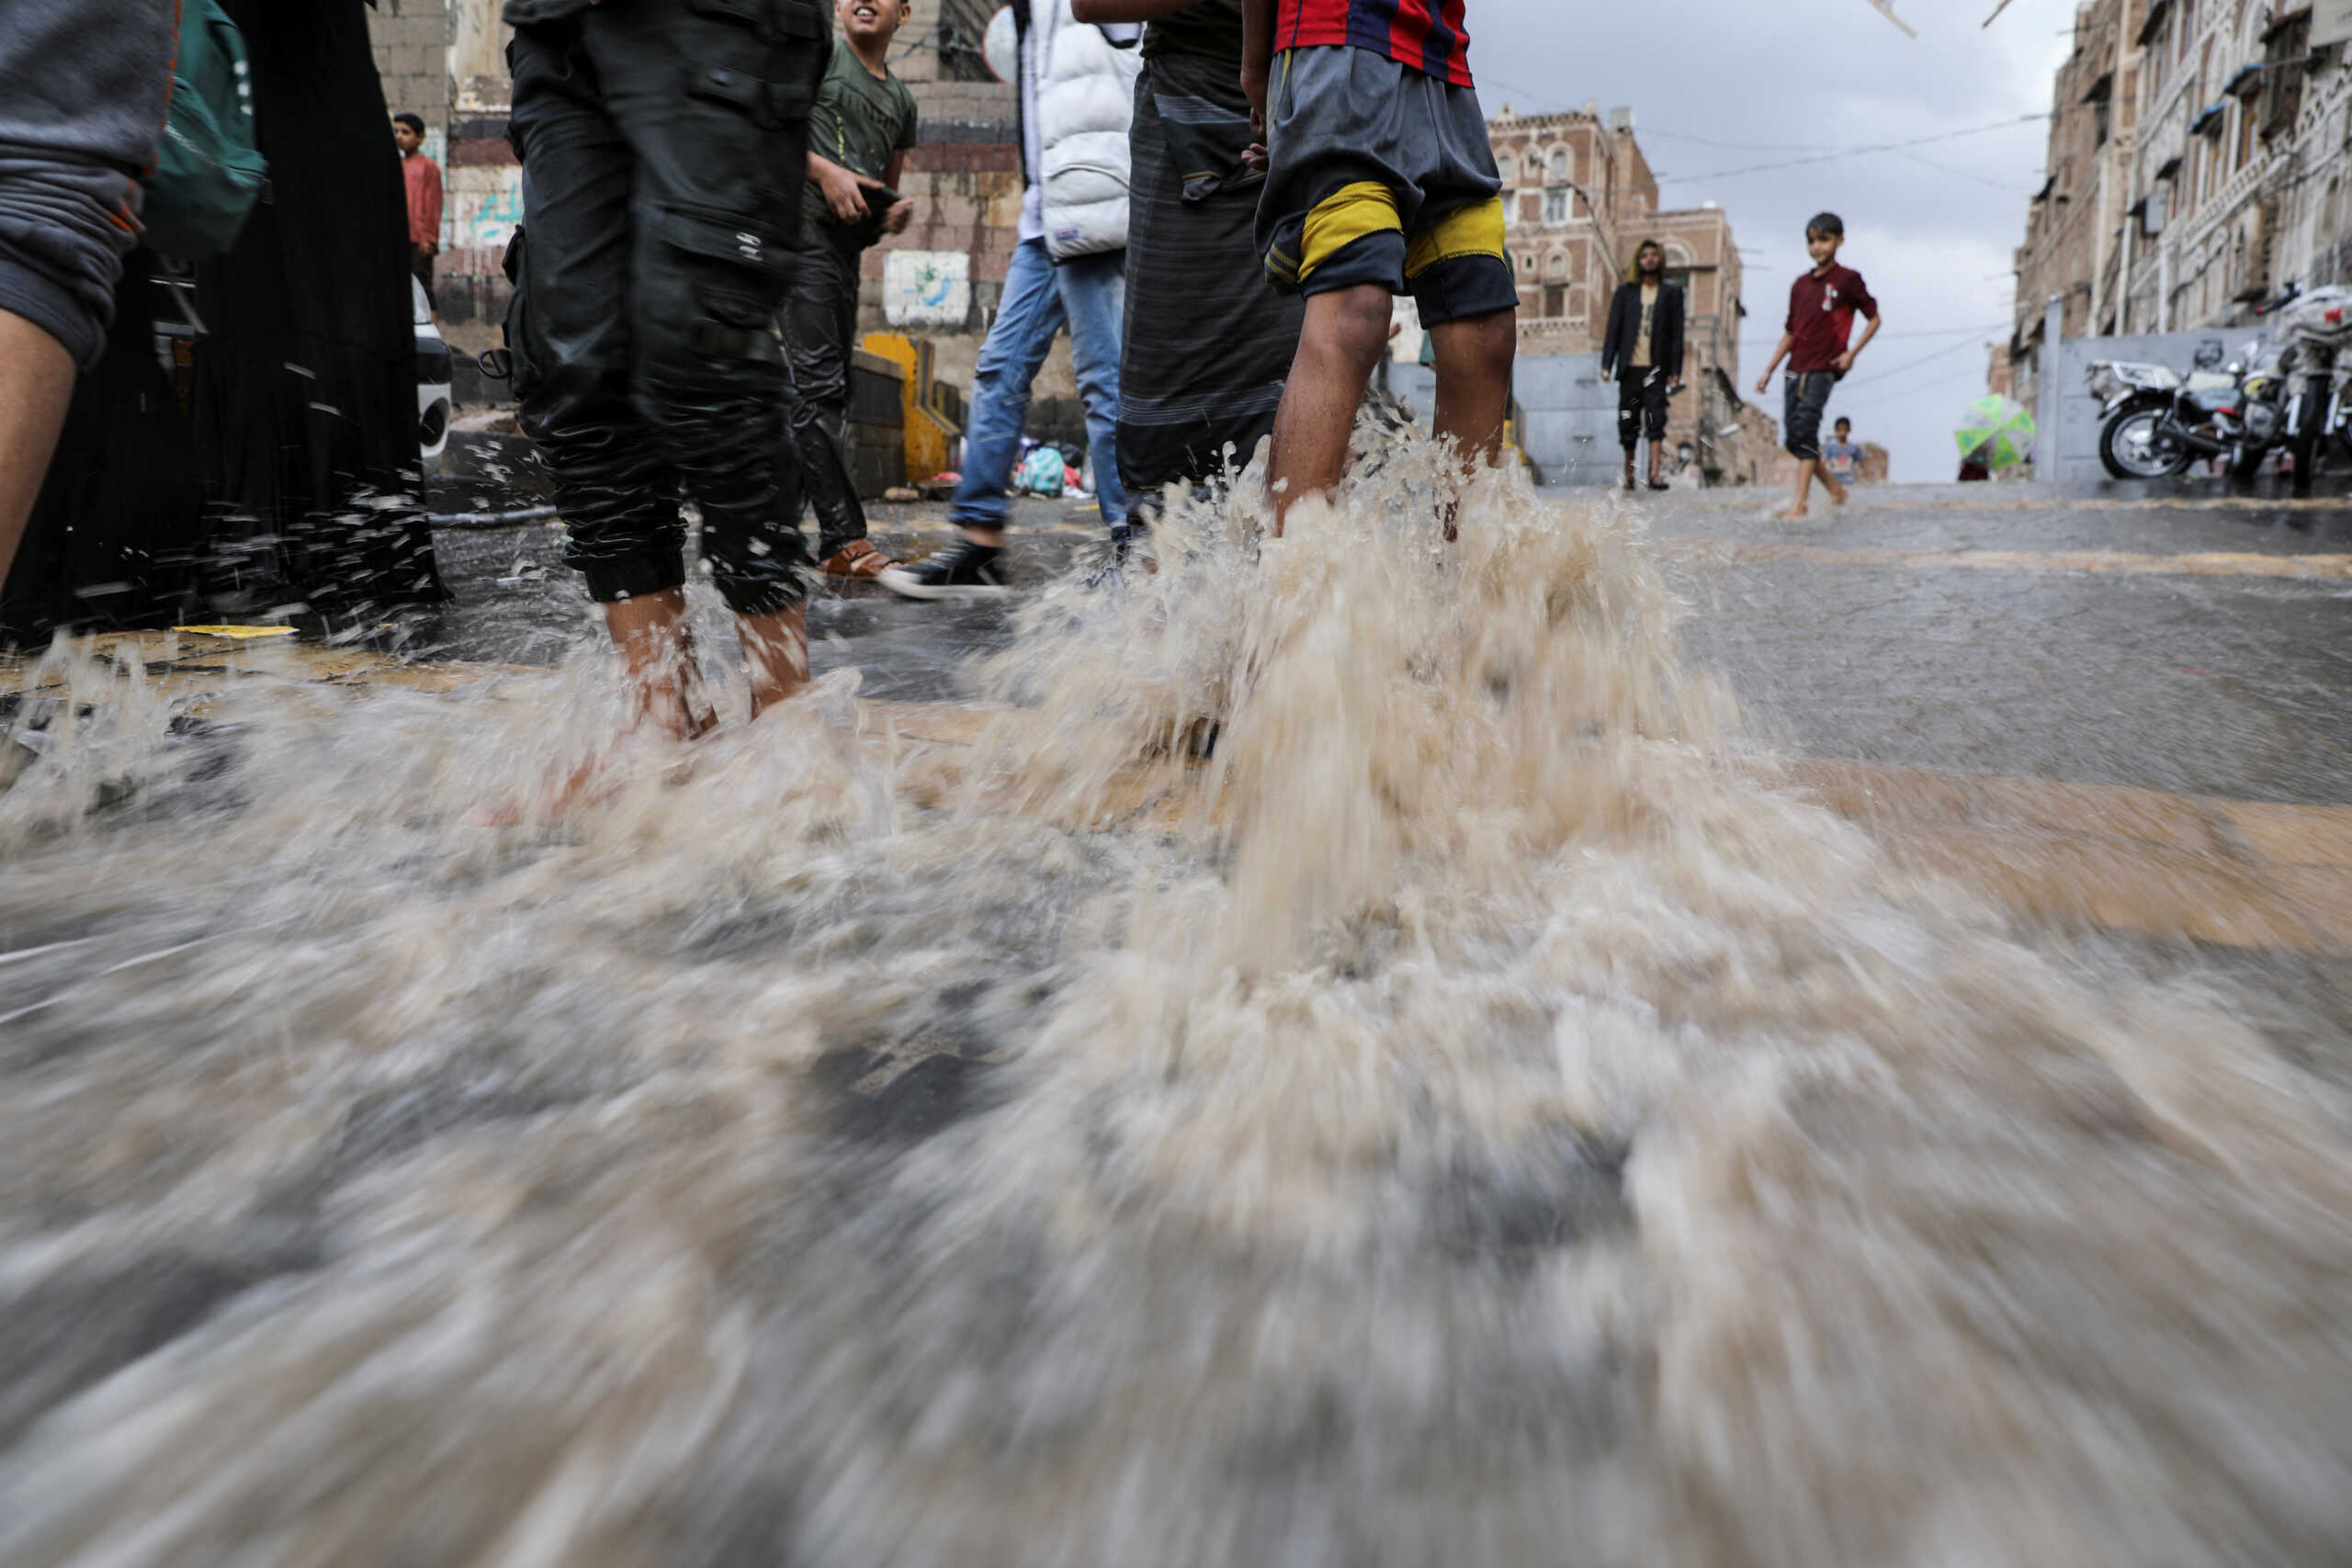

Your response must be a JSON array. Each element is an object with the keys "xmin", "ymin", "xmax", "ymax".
[
  {"xmin": 1241, "ymin": 0, "xmax": 1519, "ymax": 536},
  {"xmin": 393, "ymin": 113, "xmax": 443, "ymax": 310},
  {"xmin": 881, "ymin": 0, "xmax": 1140, "ymax": 600},
  {"xmin": 504, "ymin": 0, "xmax": 830, "ymax": 738},
  {"xmin": 1754, "ymin": 210, "xmax": 1880, "ymax": 520},
  {"xmin": 0, "ymin": 1, "xmax": 178, "ymax": 599},
  {"xmin": 1600, "ymin": 237, "xmax": 1683, "ymax": 492},
  {"xmin": 791, "ymin": 0, "xmax": 917, "ymax": 582}
]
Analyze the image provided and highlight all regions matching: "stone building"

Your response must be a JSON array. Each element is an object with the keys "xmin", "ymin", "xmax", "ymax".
[
  {"xmin": 1484, "ymin": 103, "xmax": 1770, "ymax": 484},
  {"xmin": 2005, "ymin": 0, "xmax": 2143, "ymax": 414},
  {"xmin": 2004, "ymin": 1, "xmax": 2352, "ymax": 400}
]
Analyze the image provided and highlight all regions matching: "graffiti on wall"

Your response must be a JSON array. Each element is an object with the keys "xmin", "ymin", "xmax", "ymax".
[
  {"xmin": 883, "ymin": 250, "xmax": 971, "ymax": 330},
  {"xmin": 447, "ymin": 163, "xmax": 525, "ymax": 258}
]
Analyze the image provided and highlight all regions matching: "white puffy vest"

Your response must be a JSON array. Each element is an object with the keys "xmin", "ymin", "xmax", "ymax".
[{"xmin": 1024, "ymin": 0, "xmax": 1141, "ymax": 260}]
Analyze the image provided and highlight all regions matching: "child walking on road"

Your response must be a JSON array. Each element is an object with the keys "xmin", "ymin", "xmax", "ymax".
[
  {"xmin": 1755, "ymin": 211, "xmax": 1880, "ymax": 520},
  {"xmin": 1241, "ymin": 0, "xmax": 1518, "ymax": 535}
]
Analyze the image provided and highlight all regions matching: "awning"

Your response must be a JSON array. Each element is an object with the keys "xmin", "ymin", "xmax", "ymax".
[
  {"xmin": 2224, "ymin": 62, "xmax": 2266, "ymax": 100},
  {"xmin": 2261, "ymin": 6, "xmax": 2312, "ymax": 43},
  {"xmin": 2155, "ymin": 153, "xmax": 2184, "ymax": 179},
  {"xmin": 2188, "ymin": 101, "xmax": 2227, "ymax": 135},
  {"xmin": 2082, "ymin": 71, "xmax": 2114, "ymax": 104},
  {"xmin": 2136, "ymin": 0, "xmax": 2172, "ymax": 47}
]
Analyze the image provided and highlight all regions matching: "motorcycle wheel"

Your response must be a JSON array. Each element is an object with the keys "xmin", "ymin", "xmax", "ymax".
[
  {"xmin": 2099, "ymin": 405, "xmax": 2190, "ymax": 479},
  {"xmin": 2290, "ymin": 385, "xmax": 2325, "ymax": 498}
]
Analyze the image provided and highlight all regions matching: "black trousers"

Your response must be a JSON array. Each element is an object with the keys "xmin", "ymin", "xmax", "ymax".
[
  {"xmin": 409, "ymin": 245, "xmax": 436, "ymax": 310},
  {"xmin": 779, "ymin": 220, "xmax": 869, "ymax": 563},
  {"xmin": 505, "ymin": 0, "xmax": 824, "ymax": 615},
  {"xmin": 1616, "ymin": 366, "xmax": 1668, "ymax": 453},
  {"xmin": 1782, "ymin": 368, "xmax": 1838, "ymax": 462}
]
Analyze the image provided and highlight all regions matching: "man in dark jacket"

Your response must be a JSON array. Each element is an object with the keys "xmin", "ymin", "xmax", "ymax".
[
  {"xmin": 1599, "ymin": 237, "xmax": 1684, "ymax": 492},
  {"xmin": 503, "ymin": 0, "xmax": 829, "ymax": 740}
]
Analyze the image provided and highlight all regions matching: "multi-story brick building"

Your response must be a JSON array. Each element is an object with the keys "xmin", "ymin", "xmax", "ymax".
[
  {"xmin": 1485, "ymin": 103, "xmax": 1772, "ymax": 484},
  {"xmin": 2003, "ymin": 1, "xmax": 2352, "ymax": 403}
]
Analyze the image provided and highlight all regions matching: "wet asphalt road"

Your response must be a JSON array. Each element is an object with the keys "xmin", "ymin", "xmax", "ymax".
[{"xmin": 415, "ymin": 468, "xmax": 2352, "ymax": 808}]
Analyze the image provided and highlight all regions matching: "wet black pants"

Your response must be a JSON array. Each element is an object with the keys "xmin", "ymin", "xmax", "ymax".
[
  {"xmin": 1616, "ymin": 366, "xmax": 1668, "ymax": 453},
  {"xmin": 778, "ymin": 220, "xmax": 869, "ymax": 563},
  {"xmin": 506, "ymin": 0, "xmax": 824, "ymax": 615}
]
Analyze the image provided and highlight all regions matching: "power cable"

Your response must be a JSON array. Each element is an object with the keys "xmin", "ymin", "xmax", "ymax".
[{"xmin": 1655, "ymin": 114, "xmax": 2052, "ymax": 183}]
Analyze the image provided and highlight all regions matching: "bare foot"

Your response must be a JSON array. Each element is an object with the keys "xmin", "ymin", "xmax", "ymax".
[
  {"xmin": 1826, "ymin": 479, "xmax": 1850, "ymax": 506},
  {"xmin": 1775, "ymin": 505, "xmax": 1811, "ymax": 521}
]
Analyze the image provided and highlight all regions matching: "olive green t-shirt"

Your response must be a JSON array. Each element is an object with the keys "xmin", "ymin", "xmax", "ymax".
[
  {"xmin": 804, "ymin": 42, "xmax": 919, "ymax": 226},
  {"xmin": 1144, "ymin": 0, "xmax": 1245, "ymax": 67}
]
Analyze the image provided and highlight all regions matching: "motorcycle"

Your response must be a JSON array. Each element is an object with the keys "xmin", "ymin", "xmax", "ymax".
[
  {"xmin": 2255, "ymin": 280, "xmax": 2352, "ymax": 495},
  {"xmin": 2089, "ymin": 340, "xmax": 2262, "ymax": 480}
]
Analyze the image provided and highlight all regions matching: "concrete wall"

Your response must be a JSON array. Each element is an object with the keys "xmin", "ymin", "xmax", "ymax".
[
  {"xmin": 1390, "ymin": 354, "xmax": 1620, "ymax": 487},
  {"xmin": 2035, "ymin": 325, "xmax": 2246, "ymax": 486},
  {"xmin": 370, "ymin": 0, "xmax": 451, "ymax": 136}
]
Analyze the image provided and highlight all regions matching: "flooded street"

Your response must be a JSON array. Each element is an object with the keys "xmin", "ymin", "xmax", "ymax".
[{"xmin": 5, "ymin": 444, "xmax": 2352, "ymax": 1566}]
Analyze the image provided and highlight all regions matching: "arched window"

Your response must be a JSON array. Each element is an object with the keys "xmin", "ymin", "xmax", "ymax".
[
  {"xmin": 1545, "ymin": 250, "xmax": 1569, "ymax": 280},
  {"xmin": 1548, "ymin": 148, "xmax": 1568, "ymax": 183},
  {"xmin": 1497, "ymin": 155, "xmax": 1515, "ymax": 186},
  {"xmin": 1665, "ymin": 242, "xmax": 1693, "ymax": 268}
]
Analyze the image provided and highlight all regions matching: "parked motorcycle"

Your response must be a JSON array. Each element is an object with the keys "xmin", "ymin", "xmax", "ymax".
[
  {"xmin": 2088, "ymin": 344, "xmax": 2260, "ymax": 480},
  {"xmin": 2256, "ymin": 280, "xmax": 2352, "ymax": 496}
]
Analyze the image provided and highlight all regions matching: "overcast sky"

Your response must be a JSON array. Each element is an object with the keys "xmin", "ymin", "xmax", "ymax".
[{"xmin": 1468, "ymin": 0, "xmax": 2077, "ymax": 482}]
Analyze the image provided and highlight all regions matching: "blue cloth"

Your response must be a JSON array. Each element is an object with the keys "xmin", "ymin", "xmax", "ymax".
[{"xmin": 951, "ymin": 235, "xmax": 1126, "ymax": 530}]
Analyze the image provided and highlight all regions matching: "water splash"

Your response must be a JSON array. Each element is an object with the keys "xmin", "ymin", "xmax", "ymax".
[{"xmin": 2, "ymin": 427, "xmax": 2349, "ymax": 1567}]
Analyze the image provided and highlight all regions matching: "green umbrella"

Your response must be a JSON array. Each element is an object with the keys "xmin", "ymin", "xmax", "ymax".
[{"xmin": 1954, "ymin": 394, "xmax": 2034, "ymax": 468}]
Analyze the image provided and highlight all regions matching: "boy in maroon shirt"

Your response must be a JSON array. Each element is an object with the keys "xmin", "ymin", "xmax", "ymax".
[{"xmin": 1755, "ymin": 211, "xmax": 1881, "ymax": 519}]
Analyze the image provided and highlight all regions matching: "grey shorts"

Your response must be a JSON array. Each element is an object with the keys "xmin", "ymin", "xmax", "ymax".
[
  {"xmin": 0, "ymin": 1, "xmax": 177, "ymax": 367},
  {"xmin": 1255, "ymin": 45, "xmax": 1517, "ymax": 326}
]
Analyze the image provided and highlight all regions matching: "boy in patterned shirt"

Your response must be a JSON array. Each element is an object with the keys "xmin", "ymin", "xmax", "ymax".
[{"xmin": 1241, "ymin": 0, "xmax": 1517, "ymax": 535}]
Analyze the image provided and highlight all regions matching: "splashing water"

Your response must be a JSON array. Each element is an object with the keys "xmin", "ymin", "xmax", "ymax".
[{"xmin": 2, "ymin": 425, "xmax": 2349, "ymax": 1568}]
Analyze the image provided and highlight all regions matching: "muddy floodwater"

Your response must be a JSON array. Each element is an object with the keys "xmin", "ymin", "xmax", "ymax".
[{"xmin": 4, "ymin": 432, "xmax": 2351, "ymax": 1567}]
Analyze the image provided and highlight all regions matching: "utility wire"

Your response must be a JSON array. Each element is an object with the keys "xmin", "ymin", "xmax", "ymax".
[{"xmin": 1657, "ymin": 114, "xmax": 2052, "ymax": 183}]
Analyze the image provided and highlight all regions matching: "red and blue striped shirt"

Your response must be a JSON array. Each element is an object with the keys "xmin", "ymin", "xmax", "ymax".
[{"xmin": 1278, "ymin": 0, "xmax": 1475, "ymax": 87}]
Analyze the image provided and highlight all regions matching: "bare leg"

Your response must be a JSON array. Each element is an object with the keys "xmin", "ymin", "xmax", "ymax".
[
  {"xmin": 1267, "ymin": 283, "xmax": 1392, "ymax": 533},
  {"xmin": 1818, "ymin": 457, "xmax": 1849, "ymax": 505},
  {"xmin": 1778, "ymin": 458, "xmax": 1815, "ymax": 520},
  {"xmin": 1429, "ymin": 307, "xmax": 1517, "ymax": 475},
  {"xmin": 1622, "ymin": 448, "xmax": 1636, "ymax": 491},
  {"xmin": 604, "ymin": 589, "xmax": 715, "ymax": 742},
  {"xmin": 738, "ymin": 604, "xmax": 808, "ymax": 719},
  {"xmin": 1429, "ymin": 307, "xmax": 1518, "ymax": 540},
  {"xmin": 0, "ymin": 310, "xmax": 79, "ymax": 587}
]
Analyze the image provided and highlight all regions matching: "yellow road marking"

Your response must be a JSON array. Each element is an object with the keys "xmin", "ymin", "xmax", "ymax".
[{"xmin": 1655, "ymin": 540, "xmax": 2352, "ymax": 581}]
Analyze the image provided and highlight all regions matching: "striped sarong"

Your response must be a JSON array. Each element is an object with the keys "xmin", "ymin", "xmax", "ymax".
[{"xmin": 1115, "ymin": 51, "xmax": 1305, "ymax": 507}]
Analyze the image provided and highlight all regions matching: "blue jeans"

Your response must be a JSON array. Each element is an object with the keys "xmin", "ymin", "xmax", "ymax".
[{"xmin": 951, "ymin": 236, "xmax": 1127, "ymax": 530}]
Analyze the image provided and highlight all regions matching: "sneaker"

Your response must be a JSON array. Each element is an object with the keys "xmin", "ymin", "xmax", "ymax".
[{"xmin": 879, "ymin": 538, "xmax": 1009, "ymax": 600}]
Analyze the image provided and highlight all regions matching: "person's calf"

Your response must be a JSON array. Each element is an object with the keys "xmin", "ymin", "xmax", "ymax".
[
  {"xmin": 1430, "ymin": 309, "xmax": 1516, "ymax": 453},
  {"xmin": 1429, "ymin": 306, "xmax": 1518, "ymax": 536},
  {"xmin": 0, "ymin": 308, "xmax": 81, "ymax": 583},
  {"xmin": 1269, "ymin": 283, "xmax": 1394, "ymax": 533}
]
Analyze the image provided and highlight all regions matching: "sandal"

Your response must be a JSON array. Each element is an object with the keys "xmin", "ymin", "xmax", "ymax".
[{"xmin": 820, "ymin": 539, "xmax": 900, "ymax": 580}]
